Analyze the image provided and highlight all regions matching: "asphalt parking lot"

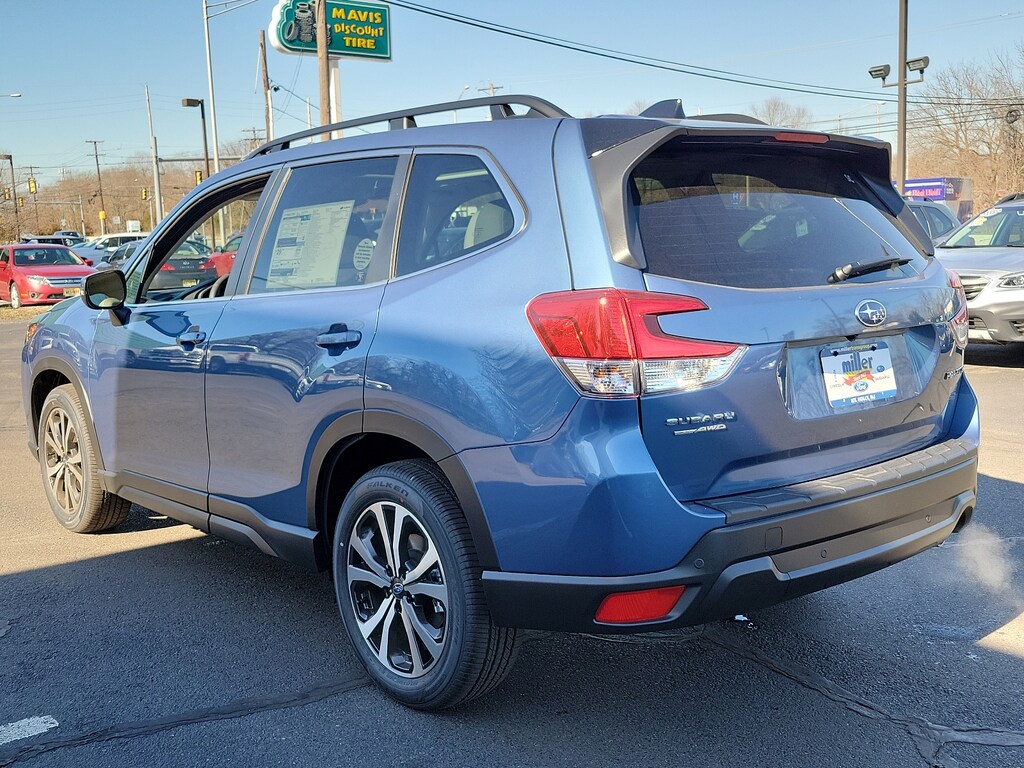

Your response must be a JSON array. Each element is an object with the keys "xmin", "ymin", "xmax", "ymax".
[{"xmin": 0, "ymin": 307, "xmax": 1021, "ymax": 768}]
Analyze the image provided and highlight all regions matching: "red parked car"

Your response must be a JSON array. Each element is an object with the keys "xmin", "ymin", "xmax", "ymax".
[
  {"xmin": 201, "ymin": 233, "xmax": 243, "ymax": 277},
  {"xmin": 0, "ymin": 244, "xmax": 95, "ymax": 308}
]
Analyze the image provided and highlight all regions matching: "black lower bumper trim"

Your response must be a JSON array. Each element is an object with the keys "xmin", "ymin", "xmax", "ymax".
[{"xmin": 482, "ymin": 457, "xmax": 977, "ymax": 633}]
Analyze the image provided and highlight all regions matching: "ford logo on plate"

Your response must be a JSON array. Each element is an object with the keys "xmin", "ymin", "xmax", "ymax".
[{"xmin": 855, "ymin": 299, "xmax": 886, "ymax": 327}]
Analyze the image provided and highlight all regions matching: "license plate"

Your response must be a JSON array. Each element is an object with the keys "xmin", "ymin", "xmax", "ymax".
[
  {"xmin": 62, "ymin": 287, "xmax": 81, "ymax": 297},
  {"xmin": 182, "ymin": 279, "xmax": 200, "ymax": 287},
  {"xmin": 820, "ymin": 341, "xmax": 898, "ymax": 409}
]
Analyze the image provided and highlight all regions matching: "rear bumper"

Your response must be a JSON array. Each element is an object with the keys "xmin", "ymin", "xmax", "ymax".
[{"xmin": 482, "ymin": 439, "xmax": 977, "ymax": 633}]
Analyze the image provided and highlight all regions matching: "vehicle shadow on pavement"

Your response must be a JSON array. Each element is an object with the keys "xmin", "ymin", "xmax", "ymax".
[
  {"xmin": 965, "ymin": 344, "xmax": 1024, "ymax": 368},
  {"xmin": 2, "ymin": 473, "xmax": 1021, "ymax": 768}
]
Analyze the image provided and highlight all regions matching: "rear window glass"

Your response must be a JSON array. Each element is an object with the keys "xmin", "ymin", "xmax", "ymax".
[{"xmin": 628, "ymin": 141, "xmax": 926, "ymax": 289}]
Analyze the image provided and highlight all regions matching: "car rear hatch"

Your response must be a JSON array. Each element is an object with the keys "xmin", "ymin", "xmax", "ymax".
[{"xmin": 588, "ymin": 126, "xmax": 967, "ymax": 502}]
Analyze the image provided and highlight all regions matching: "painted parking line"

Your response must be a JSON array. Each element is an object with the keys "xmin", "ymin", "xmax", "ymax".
[{"xmin": 0, "ymin": 716, "xmax": 59, "ymax": 746}]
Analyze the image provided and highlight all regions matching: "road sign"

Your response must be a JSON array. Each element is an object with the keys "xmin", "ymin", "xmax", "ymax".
[{"xmin": 269, "ymin": 0, "xmax": 391, "ymax": 61}]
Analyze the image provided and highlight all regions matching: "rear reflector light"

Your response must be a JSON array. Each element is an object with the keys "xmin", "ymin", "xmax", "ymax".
[
  {"xmin": 772, "ymin": 131, "xmax": 829, "ymax": 144},
  {"xmin": 527, "ymin": 289, "xmax": 746, "ymax": 397},
  {"xmin": 946, "ymin": 269, "xmax": 969, "ymax": 349},
  {"xmin": 595, "ymin": 585, "xmax": 685, "ymax": 624}
]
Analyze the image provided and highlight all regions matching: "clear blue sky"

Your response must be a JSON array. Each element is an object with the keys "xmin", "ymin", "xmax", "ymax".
[{"xmin": 1, "ymin": 0, "xmax": 1022, "ymax": 186}]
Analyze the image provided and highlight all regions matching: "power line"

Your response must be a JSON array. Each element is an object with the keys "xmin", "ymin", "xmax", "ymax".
[{"xmin": 385, "ymin": 0, "xmax": 1024, "ymax": 108}]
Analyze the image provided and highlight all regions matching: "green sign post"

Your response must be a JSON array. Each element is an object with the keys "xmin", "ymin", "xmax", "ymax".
[{"xmin": 270, "ymin": 0, "xmax": 391, "ymax": 61}]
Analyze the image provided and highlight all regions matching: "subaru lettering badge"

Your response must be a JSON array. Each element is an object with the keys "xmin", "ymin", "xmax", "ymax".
[{"xmin": 855, "ymin": 299, "xmax": 886, "ymax": 327}]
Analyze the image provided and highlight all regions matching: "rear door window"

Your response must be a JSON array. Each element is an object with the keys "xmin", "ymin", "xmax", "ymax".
[
  {"xmin": 395, "ymin": 154, "xmax": 515, "ymax": 277},
  {"xmin": 628, "ymin": 141, "xmax": 927, "ymax": 289}
]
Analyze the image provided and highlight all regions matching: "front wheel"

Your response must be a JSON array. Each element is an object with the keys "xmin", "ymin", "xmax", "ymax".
[
  {"xmin": 333, "ymin": 459, "xmax": 517, "ymax": 709},
  {"xmin": 9, "ymin": 283, "xmax": 21, "ymax": 309},
  {"xmin": 38, "ymin": 384, "xmax": 130, "ymax": 532}
]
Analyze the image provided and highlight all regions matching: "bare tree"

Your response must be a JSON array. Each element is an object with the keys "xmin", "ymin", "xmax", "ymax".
[
  {"xmin": 749, "ymin": 96, "xmax": 812, "ymax": 128},
  {"xmin": 909, "ymin": 46, "xmax": 1024, "ymax": 207}
]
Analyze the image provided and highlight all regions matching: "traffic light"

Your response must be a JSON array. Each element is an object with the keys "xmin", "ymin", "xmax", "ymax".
[
  {"xmin": 195, "ymin": 170, "xmax": 203, "ymax": 186},
  {"xmin": 17, "ymin": 196, "xmax": 24, "ymax": 207},
  {"xmin": 27, "ymin": 177, "xmax": 36, "ymax": 194},
  {"xmin": 141, "ymin": 187, "xmax": 148, "ymax": 201},
  {"xmin": 1, "ymin": 187, "xmax": 9, "ymax": 201}
]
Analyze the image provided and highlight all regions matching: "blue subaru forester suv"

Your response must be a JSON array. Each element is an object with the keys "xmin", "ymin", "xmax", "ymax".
[{"xmin": 22, "ymin": 96, "xmax": 978, "ymax": 709}]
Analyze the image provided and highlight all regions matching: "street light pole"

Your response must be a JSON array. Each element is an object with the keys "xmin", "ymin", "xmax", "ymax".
[
  {"xmin": 896, "ymin": 0, "xmax": 908, "ymax": 195},
  {"xmin": 868, "ymin": 0, "xmax": 927, "ymax": 196},
  {"xmin": 202, "ymin": 0, "xmax": 222, "ymax": 174},
  {"xmin": 182, "ymin": 98, "xmax": 211, "ymax": 179},
  {"xmin": 0, "ymin": 154, "xmax": 20, "ymax": 238}
]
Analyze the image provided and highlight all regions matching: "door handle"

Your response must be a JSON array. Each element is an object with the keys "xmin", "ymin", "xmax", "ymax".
[
  {"xmin": 177, "ymin": 327, "xmax": 207, "ymax": 347},
  {"xmin": 315, "ymin": 324, "xmax": 361, "ymax": 349}
]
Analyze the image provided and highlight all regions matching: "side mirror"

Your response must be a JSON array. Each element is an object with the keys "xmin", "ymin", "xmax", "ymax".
[
  {"xmin": 83, "ymin": 258, "xmax": 93, "ymax": 266},
  {"xmin": 83, "ymin": 270, "xmax": 129, "ymax": 322},
  {"xmin": 214, "ymin": 246, "xmax": 223, "ymax": 253}
]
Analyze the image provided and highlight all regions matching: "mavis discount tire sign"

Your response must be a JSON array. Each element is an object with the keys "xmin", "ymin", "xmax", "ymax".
[{"xmin": 270, "ymin": 0, "xmax": 391, "ymax": 61}]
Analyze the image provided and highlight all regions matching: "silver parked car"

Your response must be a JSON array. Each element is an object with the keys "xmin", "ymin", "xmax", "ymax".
[{"xmin": 935, "ymin": 197, "xmax": 1024, "ymax": 345}]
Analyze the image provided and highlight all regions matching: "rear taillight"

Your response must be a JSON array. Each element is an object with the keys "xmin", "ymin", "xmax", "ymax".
[
  {"xmin": 160, "ymin": 263, "xmax": 176, "ymax": 272},
  {"xmin": 946, "ymin": 269, "xmax": 969, "ymax": 350},
  {"xmin": 526, "ymin": 289, "xmax": 746, "ymax": 397}
]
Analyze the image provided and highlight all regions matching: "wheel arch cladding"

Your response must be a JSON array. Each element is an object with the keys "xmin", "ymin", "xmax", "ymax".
[{"xmin": 309, "ymin": 411, "xmax": 500, "ymax": 572}]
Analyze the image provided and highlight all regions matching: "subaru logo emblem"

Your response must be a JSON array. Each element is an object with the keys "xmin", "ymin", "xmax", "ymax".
[{"xmin": 855, "ymin": 299, "xmax": 886, "ymax": 327}]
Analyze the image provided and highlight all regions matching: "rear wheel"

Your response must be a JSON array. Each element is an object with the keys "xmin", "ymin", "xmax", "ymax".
[
  {"xmin": 333, "ymin": 459, "xmax": 517, "ymax": 709},
  {"xmin": 9, "ymin": 283, "xmax": 21, "ymax": 309},
  {"xmin": 38, "ymin": 384, "xmax": 130, "ymax": 532}
]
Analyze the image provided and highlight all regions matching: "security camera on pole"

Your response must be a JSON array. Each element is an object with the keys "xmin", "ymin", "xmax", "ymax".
[
  {"xmin": 868, "ymin": 0, "xmax": 929, "ymax": 195},
  {"xmin": 269, "ymin": 0, "xmax": 392, "ymax": 135}
]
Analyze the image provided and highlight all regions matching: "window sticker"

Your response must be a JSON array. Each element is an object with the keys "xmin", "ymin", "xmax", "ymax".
[
  {"xmin": 267, "ymin": 200, "xmax": 354, "ymax": 287},
  {"xmin": 352, "ymin": 238, "xmax": 375, "ymax": 270}
]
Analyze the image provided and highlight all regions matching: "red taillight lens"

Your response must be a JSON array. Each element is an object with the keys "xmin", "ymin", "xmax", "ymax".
[
  {"xmin": 160, "ymin": 263, "xmax": 176, "ymax": 271},
  {"xmin": 946, "ymin": 268, "xmax": 969, "ymax": 349},
  {"xmin": 595, "ymin": 585, "xmax": 685, "ymax": 624},
  {"xmin": 527, "ymin": 289, "xmax": 745, "ymax": 397}
]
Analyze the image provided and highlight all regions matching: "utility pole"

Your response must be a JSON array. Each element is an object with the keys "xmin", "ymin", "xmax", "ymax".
[
  {"xmin": 259, "ymin": 29, "xmax": 274, "ymax": 142},
  {"xmin": 145, "ymin": 86, "xmax": 164, "ymax": 224},
  {"xmin": 242, "ymin": 128, "xmax": 265, "ymax": 151},
  {"xmin": 86, "ymin": 140, "xmax": 106, "ymax": 235},
  {"xmin": 0, "ymin": 154, "xmax": 20, "ymax": 238},
  {"xmin": 478, "ymin": 82, "xmax": 504, "ymax": 98},
  {"xmin": 316, "ymin": 0, "xmax": 331, "ymax": 136},
  {"xmin": 78, "ymin": 194, "xmax": 86, "ymax": 238}
]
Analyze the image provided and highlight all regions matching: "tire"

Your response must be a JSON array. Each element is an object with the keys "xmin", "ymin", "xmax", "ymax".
[
  {"xmin": 9, "ymin": 283, "xmax": 21, "ymax": 309},
  {"xmin": 333, "ymin": 459, "xmax": 518, "ymax": 709},
  {"xmin": 38, "ymin": 384, "xmax": 131, "ymax": 533}
]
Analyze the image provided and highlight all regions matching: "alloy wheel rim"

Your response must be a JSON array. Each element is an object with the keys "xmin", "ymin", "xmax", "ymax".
[
  {"xmin": 347, "ymin": 500, "xmax": 448, "ymax": 678},
  {"xmin": 10, "ymin": 286, "xmax": 20, "ymax": 309},
  {"xmin": 43, "ymin": 407, "xmax": 83, "ymax": 516}
]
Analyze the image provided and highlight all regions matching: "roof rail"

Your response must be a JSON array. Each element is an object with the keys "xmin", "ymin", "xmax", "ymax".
[{"xmin": 246, "ymin": 94, "xmax": 571, "ymax": 159}]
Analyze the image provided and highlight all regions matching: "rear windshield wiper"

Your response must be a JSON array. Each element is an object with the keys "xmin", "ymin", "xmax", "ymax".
[{"xmin": 827, "ymin": 256, "xmax": 912, "ymax": 283}]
